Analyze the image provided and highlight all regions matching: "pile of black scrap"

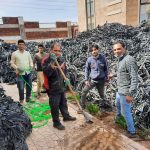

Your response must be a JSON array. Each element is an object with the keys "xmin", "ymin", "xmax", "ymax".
[
  {"xmin": 0, "ymin": 86, "xmax": 32, "ymax": 150},
  {"xmin": 0, "ymin": 22, "xmax": 150, "ymax": 129}
]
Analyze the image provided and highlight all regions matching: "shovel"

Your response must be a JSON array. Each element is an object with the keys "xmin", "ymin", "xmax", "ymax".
[{"xmin": 53, "ymin": 56, "xmax": 93, "ymax": 123}]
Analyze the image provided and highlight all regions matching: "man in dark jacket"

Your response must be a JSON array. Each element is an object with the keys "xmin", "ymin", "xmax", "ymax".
[
  {"xmin": 42, "ymin": 43, "xmax": 76, "ymax": 130},
  {"xmin": 80, "ymin": 44, "xmax": 109, "ymax": 110}
]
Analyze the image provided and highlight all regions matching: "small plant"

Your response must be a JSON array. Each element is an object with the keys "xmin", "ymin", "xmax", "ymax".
[
  {"xmin": 115, "ymin": 115, "xmax": 126, "ymax": 129},
  {"xmin": 87, "ymin": 103, "xmax": 99, "ymax": 115},
  {"xmin": 66, "ymin": 93, "xmax": 80, "ymax": 102}
]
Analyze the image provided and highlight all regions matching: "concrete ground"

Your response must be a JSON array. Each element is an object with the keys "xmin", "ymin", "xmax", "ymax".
[{"xmin": 1, "ymin": 83, "xmax": 149, "ymax": 150}]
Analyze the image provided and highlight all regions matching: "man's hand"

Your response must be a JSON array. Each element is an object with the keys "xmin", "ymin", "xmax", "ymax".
[
  {"xmin": 16, "ymin": 67, "xmax": 23, "ymax": 75},
  {"xmin": 108, "ymin": 73, "xmax": 113, "ymax": 80},
  {"xmin": 65, "ymin": 78, "xmax": 71, "ymax": 86},
  {"xmin": 85, "ymin": 81, "xmax": 90, "ymax": 86},
  {"xmin": 126, "ymin": 95, "xmax": 133, "ymax": 103},
  {"xmin": 51, "ymin": 53, "xmax": 57, "ymax": 62},
  {"xmin": 49, "ymin": 62, "xmax": 57, "ymax": 70}
]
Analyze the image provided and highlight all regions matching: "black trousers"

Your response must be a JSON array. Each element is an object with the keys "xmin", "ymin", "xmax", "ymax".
[{"xmin": 49, "ymin": 92, "xmax": 70, "ymax": 125}]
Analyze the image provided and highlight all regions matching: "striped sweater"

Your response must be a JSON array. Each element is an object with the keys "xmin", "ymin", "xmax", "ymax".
[{"xmin": 117, "ymin": 54, "xmax": 138, "ymax": 97}]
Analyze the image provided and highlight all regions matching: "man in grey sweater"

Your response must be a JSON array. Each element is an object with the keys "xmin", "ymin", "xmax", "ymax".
[{"xmin": 112, "ymin": 41, "xmax": 138, "ymax": 138}]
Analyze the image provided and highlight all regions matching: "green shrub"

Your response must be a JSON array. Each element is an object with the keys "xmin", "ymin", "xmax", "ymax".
[
  {"xmin": 115, "ymin": 115, "xmax": 126, "ymax": 129},
  {"xmin": 66, "ymin": 93, "xmax": 80, "ymax": 102},
  {"xmin": 87, "ymin": 103, "xmax": 99, "ymax": 115}
]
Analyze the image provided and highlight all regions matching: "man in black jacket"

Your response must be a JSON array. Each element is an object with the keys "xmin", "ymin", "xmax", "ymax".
[{"xmin": 42, "ymin": 43, "xmax": 76, "ymax": 130}]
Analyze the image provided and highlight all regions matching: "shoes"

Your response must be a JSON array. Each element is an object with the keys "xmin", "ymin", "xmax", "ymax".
[
  {"xmin": 77, "ymin": 109, "xmax": 83, "ymax": 114},
  {"xmin": 125, "ymin": 131, "xmax": 137, "ymax": 138},
  {"xmin": 53, "ymin": 124, "xmax": 65, "ymax": 130},
  {"xmin": 20, "ymin": 100, "xmax": 24, "ymax": 105},
  {"xmin": 26, "ymin": 99, "xmax": 30, "ymax": 103},
  {"xmin": 63, "ymin": 116, "xmax": 76, "ymax": 121}
]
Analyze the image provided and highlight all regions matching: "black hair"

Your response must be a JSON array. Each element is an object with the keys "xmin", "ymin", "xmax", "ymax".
[
  {"xmin": 91, "ymin": 44, "xmax": 99, "ymax": 50},
  {"xmin": 18, "ymin": 39, "xmax": 25, "ymax": 45},
  {"xmin": 113, "ymin": 41, "xmax": 125, "ymax": 48},
  {"xmin": 38, "ymin": 44, "xmax": 44, "ymax": 48}
]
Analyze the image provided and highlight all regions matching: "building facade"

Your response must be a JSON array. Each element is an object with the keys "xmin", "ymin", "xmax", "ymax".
[
  {"xmin": 0, "ymin": 16, "xmax": 78, "ymax": 43},
  {"xmin": 77, "ymin": 0, "xmax": 150, "ymax": 32}
]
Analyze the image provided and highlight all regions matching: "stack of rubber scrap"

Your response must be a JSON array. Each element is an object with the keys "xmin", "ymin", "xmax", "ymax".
[
  {"xmin": 0, "ymin": 22, "xmax": 149, "ymax": 130},
  {"xmin": 0, "ymin": 86, "xmax": 32, "ymax": 150}
]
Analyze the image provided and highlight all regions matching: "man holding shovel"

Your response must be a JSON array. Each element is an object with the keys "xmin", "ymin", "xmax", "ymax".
[
  {"xmin": 42, "ymin": 43, "xmax": 76, "ymax": 130},
  {"xmin": 80, "ymin": 44, "xmax": 109, "ymax": 111}
]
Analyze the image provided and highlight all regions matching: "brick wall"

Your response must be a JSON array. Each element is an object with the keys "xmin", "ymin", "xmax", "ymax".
[
  {"xmin": 0, "ymin": 17, "xmax": 78, "ymax": 41},
  {"xmin": 24, "ymin": 22, "xmax": 39, "ymax": 28},
  {"xmin": 71, "ymin": 26, "xmax": 78, "ymax": 38},
  {"xmin": 0, "ymin": 28, "xmax": 20, "ymax": 36},
  {"xmin": 2, "ymin": 17, "xmax": 18, "ymax": 24},
  {"xmin": 26, "ymin": 31, "xmax": 68, "ymax": 40},
  {"xmin": 56, "ymin": 22, "xmax": 67, "ymax": 28}
]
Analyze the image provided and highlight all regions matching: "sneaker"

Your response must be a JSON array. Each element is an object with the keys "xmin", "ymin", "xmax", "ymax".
[
  {"xmin": 53, "ymin": 124, "xmax": 65, "ymax": 130},
  {"xmin": 26, "ymin": 99, "xmax": 30, "ymax": 103},
  {"xmin": 125, "ymin": 131, "xmax": 137, "ymax": 138},
  {"xmin": 77, "ymin": 109, "xmax": 83, "ymax": 114},
  {"xmin": 20, "ymin": 100, "xmax": 24, "ymax": 105},
  {"xmin": 63, "ymin": 116, "xmax": 76, "ymax": 121}
]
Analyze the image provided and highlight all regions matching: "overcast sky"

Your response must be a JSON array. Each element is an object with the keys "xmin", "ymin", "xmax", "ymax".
[{"xmin": 0, "ymin": 0, "xmax": 77, "ymax": 24}]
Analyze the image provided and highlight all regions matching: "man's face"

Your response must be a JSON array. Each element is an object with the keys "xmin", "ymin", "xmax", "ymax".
[
  {"xmin": 38, "ymin": 47, "xmax": 44, "ymax": 53},
  {"xmin": 18, "ymin": 42, "xmax": 25, "ymax": 51},
  {"xmin": 51, "ymin": 44, "xmax": 61, "ymax": 57},
  {"xmin": 113, "ymin": 43, "xmax": 125, "ymax": 57},
  {"xmin": 91, "ymin": 47, "xmax": 99, "ymax": 57}
]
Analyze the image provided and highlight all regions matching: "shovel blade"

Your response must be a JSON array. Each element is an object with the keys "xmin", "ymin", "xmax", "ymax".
[{"xmin": 82, "ymin": 111, "xmax": 93, "ymax": 123}]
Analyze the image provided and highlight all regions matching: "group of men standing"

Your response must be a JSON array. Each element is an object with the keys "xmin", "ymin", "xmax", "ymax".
[{"xmin": 10, "ymin": 39, "xmax": 138, "ymax": 137}]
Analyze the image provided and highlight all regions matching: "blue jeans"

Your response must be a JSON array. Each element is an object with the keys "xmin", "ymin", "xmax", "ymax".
[
  {"xmin": 115, "ymin": 92, "xmax": 135, "ymax": 133},
  {"xmin": 17, "ymin": 73, "xmax": 32, "ymax": 101}
]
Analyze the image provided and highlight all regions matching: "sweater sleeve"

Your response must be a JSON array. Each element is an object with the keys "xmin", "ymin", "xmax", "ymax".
[
  {"xmin": 33, "ymin": 54, "xmax": 37, "ymax": 67},
  {"xmin": 42, "ymin": 58, "xmax": 55, "ymax": 77},
  {"xmin": 28, "ymin": 52, "xmax": 33, "ymax": 68},
  {"xmin": 126, "ymin": 57, "xmax": 138, "ymax": 97},
  {"xmin": 103, "ymin": 56, "xmax": 108, "ymax": 80},
  {"xmin": 10, "ymin": 52, "xmax": 17, "ymax": 70}
]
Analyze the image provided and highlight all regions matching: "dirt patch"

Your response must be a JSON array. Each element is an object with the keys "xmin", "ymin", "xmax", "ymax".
[
  {"xmin": 76, "ymin": 129, "xmax": 122, "ymax": 150},
  {"xmin": 65, "ymin": 120, "xmax": 148, "ymax": 150},
  {"xmin": 96, "ymin": 111, "xmax": 150, "ymax": 149}
]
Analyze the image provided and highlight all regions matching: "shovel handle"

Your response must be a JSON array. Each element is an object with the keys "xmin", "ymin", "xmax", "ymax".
[{"xmin": 55, "ymin": 60, "xmax": 82, "ymax": 110}]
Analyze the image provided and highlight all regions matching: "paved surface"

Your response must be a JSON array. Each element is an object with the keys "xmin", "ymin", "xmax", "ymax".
[{"xmin": 1, "ymin": 83, "xmax": 149, "ymax": 150}]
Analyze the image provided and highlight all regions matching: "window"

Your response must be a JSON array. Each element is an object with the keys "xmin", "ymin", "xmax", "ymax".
[
  {"xmin": 141, "ymin": 0, "xmax": 150, "ymax": 4},
  {"xmin": 140, "ymin": 0, "xmax": 150, "ymax": 23},
  {"xmin": 86, "ymin": 0, "xmax": 95, "ymax": 30}
]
